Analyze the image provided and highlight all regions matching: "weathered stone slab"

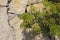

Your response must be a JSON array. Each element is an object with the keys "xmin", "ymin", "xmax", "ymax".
[
  {"xmin": 8, "ymin": 13, "xmax": 16, "ymax": 20},
  {"xmin": 19, "ymin": 0, "xmax": 28, "ymax": 5},
  {"xmin": 0, "ymin": 0, "xmax": 7, "ymax": 6},
  {"xmin": 9, "ymin": 16, "xmax": 22, "ymax": 26},
  {"xmin": 0, "ymin": 7, "xmax": 13, "ymax": 40},
  {"xmin": 9, "ymin": 0, "xmax": 28, "ymax": 14},
  {"xmin": 28, "ymin": 0, "xmax": 42, "ymax": 5},
  {"xmin": 9, "ymin": 16, "xmax": 23, "ymax": 40},
  {"xmin": 27, "ymin": 3, "xmax": 44, "ymax": 12},
  {"xmin": 55, "ymin": 35, "xmax": 60, "ymax": 40}
]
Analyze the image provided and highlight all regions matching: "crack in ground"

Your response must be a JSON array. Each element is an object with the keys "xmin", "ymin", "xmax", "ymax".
[
  {"xmin": 7, "ymin": 20, "xmax": 16, "ymax": 40},
  {"xmin": 6, "ymin": 0, "xmax": 16, "ymax": 40}
]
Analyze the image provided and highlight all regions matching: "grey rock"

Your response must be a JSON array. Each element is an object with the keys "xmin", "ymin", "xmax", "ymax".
[
  {"xmin": 9, "ymin": 16, "xmax": 23, "ymax": 40},
  {"xmin": 28, "ymin": 0, "xmax": 42, "ymax": 5},
  {"xmin": 0, "ymin": 0, "xmax": 8, "ymax": 6},
  {"xmin": 8, "ymin": 13, "xmax": 16, "ymax": 20},
  {"xmin": 0, "ymin": 7, "xmax": 13, "ymax": 40},
  {"xmin": 27, "ymin": 3, "xmax": 44, "ymax": 12},
  {"xmin": 8, "ymin": 0, "xmax": 28, "ymax": 14}
]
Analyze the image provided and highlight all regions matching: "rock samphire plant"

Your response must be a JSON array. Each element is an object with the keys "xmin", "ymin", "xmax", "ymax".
[{"xmin": 19, "ymin": 0, "xmax": 60, "ymax": 40}]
